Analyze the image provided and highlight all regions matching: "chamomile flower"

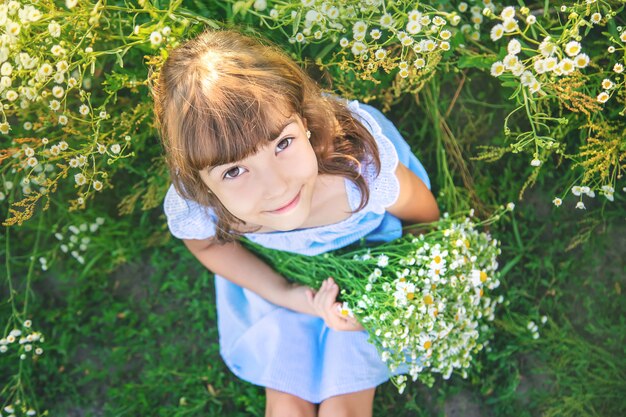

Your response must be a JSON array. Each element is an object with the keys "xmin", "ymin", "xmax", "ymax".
[
  {"xmin": 52, "ymin": 85, "xmax": 64, "ymax": 98},
  {"xmin": 529, "ymin": 80, "xmax": 541, "ymax": 93},
  {"xmin": 338, "ymin": 302, "xmax": 354, "ymax": 318},
  {"xmin": 79, "ymin": 104, "xmax": 89, "ymax": 115},
  {"xmin": 351, "ymin": 41, "xmax": 366, "ymax": 56},
  {"xmin": 507, "ymin": 39, "xmax": 522, "ymax": 55},
  {"xmin": 620, "ymin": 32, "xmax": 626, "ymax": 43},
  {"xmin": 0, "ymin": 62, "xmax": 12, "ymax": 76},
  {"xmin": 558, "ymin": 58, "xmax": 575, "ymax": 75},
  {"xmin": 414, "ymin": 58, "xmax": 426, "ymax": 68},
  {"xmin": 571, "ymin": 186, "xmax": 583, "ymax": 196},
  {"xmin": 48, "ymin": 20, "xmax": 61, "ymax": 37},
  {"xmin": 51, "ymin": 44, "xmax": 65, "ymax": 56},
  {"xmin": 590, "ymin": 12, "xmax": 602, "ymax": 24},
  {"xmin": 520, "ymin": 71, "xmax": 535, "ymax": 86},
  {"xmin": 374, "ymin": 49, "xmax": 387, "ymax": 60},
  {"xmin": 597, "ymin": 91, "xmax": 609, "ymax": 103},
  {"xmin": 432, "ymin": 16, "xmax": 446, "ymax": 26},
  {"xmin": 539, "ymin": 38, "xmax": 557, "ymax": 57},
  {"xmin": 74, "ymin": 173, "xmax": 86, "ymax": 185},
  {"xmin": 544, "ymin": 57, "xmax": 558, "ymax": 72},
  {"xmin": 575, "ymin": 201, "xmax": 586, "ymax": 210},
  {"xmin": 502, "ymin": 18, "xmax": 519, "ymax": 33},
  {"xmin": 110, "ymin": 143, "xmax": 121, "ymax": 154},
  {"xmin": 601, "ymin": 185, "xmax": 615, "ymax": 201},
  {"xmin": 526, "ymin": 15, "xmax": 536, "ymax": 25},
  {"xmin": 574, "ymin": 53, "xmax": 589, "ymax": 68},
  {"xmin": 380, "ymin": 13, "xmax": 394, "ymax": 28},
  {"xmin": 614, "ymin": 63, "xmax": 624, "ymax": 73},
  {"xmin": 406, "ymin": 20, "xmax": 422, "ymax": 35},
  {"xmin": 150, "ymin": 31, "xmax": 163, "ymax": 46},
  {"xmin": 39, "ymin": 63, "xmax": 54, "ymax": 77},
  {"xmin": 352, "ymin": 21, "xmax": 367, "ymax": 39},
  {"xmin": 370, "ymin": 29, "xmax": 382, "ymax": 40},
  {"xmin": 253, "ymin": 0, "xmax": 267, "ymax": 11},
  {"xmin": 533, "ymin": 59, "xmax": 546, "ymax": 74},
  {"xmin": 501, "ymin": 6, "xmax": 516, "ymax": 20},
  {"xmin": 58, "ymin": 114, "xmax": 68, "ymax": 125},
  {"xmin": 503, "ymin": 54, "xmax": 519, "ymax": 69},
  {"xmin": 564, "ymin": 41, "xmax": 582, "ymax": 57},
  {"xmin": 552, "ymin": 197, "xmax": 562, "ymax": 207},
  {"xmin": 530, "ymin": 158, "xmax": 541, "ymax": 167},
  {"xmin": 93, "ymin": 180, "xmax": 103, "ymax": 191},
  {"xmin": 5, "ymin": 90, "xmax": 18, "ymax": 101},
  {"xmin": 602, "ymin": 79, "xmax": 614, "ymax": 89}
]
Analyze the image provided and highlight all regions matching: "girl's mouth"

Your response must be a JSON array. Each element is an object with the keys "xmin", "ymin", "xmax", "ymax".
[{"xmin": 269, "ymin": 190, "xmax": 301, "ymax": 214}]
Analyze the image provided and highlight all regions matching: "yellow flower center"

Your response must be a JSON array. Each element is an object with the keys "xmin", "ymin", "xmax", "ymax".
[
  {"xmin": 423, "ymin": 340, "xmax": 432, "ymax": 349},
  {"xmin": 480, "ymin": 271, "xmax": 488, "ymax": 282},
  {"xmin": 434, "ymin": 255, "xmax": 441, "ymax": 263},
  {"xmin": 407, "ymin": 292, "xmax": 415, "ymax": 300},
  {"xmin": 423, "ymin": 294, "xmax": 434, "ymax": 305}
]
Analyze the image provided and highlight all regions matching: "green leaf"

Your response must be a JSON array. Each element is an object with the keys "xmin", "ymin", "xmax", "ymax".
[{"xmin": 458, "ymin": 54, "xmax": 492, "ymax": 69}]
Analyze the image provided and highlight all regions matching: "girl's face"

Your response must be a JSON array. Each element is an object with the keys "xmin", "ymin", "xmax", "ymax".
[{"xmin": 199, "ymin": 112, "xmax": 319, "ymax": 232}]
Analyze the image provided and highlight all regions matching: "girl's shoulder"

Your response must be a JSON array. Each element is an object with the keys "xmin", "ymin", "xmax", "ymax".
[{"xmin": 163, "ymin": 184, "xmax": 217, "ymax": 240}]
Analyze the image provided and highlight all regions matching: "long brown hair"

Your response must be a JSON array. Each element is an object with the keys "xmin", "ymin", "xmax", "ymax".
[{"xmin": 153, "ymin": 29, "xmax": 381, "ymax": 241}]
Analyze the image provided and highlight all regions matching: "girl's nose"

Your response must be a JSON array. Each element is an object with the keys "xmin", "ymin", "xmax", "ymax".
[{"xmin": 260, "ymin": 163, "xmax": 289, "ymax": 199}]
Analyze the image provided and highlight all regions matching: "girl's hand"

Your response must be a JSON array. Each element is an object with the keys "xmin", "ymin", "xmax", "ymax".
[{"xmin": 305, "ymin": 277, "xmax": 364, "ymax": 332}]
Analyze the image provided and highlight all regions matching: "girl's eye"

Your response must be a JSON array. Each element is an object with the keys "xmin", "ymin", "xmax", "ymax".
[
  {"xmin": 276, "ymin": 137, "xmax": 293, "ymax": 152},
  {"xmin": 223, "ymin": 166, "xmax": 246, "ymax": 179}
]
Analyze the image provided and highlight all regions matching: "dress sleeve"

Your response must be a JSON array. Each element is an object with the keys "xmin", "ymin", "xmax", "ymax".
[
  {"xmin": 348, "ymin": 100, "xmax": 432, "ymax": 213},
  {"xmin": 163, "ymin": 184, "xmax": 217, "ymax": 240}
]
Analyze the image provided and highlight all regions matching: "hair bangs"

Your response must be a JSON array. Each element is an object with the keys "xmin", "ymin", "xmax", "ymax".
[{"xmin": 180, "ymin": 84, "xmax": 296, "ymax": 173}]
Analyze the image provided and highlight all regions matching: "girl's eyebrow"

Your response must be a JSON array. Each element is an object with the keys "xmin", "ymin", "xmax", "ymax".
[
  {"xmin": 206, "ymin": 117, "xmax": 298, "ymax": 174},
  {"xmin": 269, "ymin": 116, "xmax": 298, "ymax": 139}
]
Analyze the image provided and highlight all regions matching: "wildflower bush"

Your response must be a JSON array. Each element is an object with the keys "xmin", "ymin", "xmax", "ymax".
[{"xmin": 0, "ymin": 0, "xmax": 624, "ymax": 416}]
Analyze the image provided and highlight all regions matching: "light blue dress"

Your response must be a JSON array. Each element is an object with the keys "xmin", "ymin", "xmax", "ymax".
[{"xmin": 163, "ymin": 99, "xmax": 431, "ymax": 403}]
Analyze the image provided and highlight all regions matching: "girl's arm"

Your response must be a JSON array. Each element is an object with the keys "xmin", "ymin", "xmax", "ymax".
[
  {"xmin": 387, "ymin": 162, "xmax": 440, "ymax": 223},
  {"xmin": 183, "ymin": 238, "xmax": 313, "ymax": 314},
  {"xmin": 183, "ymin": 238, "xmax": 362, "ymax": 331}
]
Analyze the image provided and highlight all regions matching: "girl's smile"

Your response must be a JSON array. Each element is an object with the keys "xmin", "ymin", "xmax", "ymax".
[{"xmin": 266, "ymin": 189, "xmax": 302, "ymax": 214}]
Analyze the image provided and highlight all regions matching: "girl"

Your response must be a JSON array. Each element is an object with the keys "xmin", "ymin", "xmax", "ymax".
[{"xmin": 154, "ymin": 29, "xmax": 439, "ymax": 417}]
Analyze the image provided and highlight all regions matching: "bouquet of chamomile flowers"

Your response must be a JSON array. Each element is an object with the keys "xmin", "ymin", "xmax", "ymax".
[{"xmin": 243, "ymin": 210, "xmax": 504, "ymax": 392}]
